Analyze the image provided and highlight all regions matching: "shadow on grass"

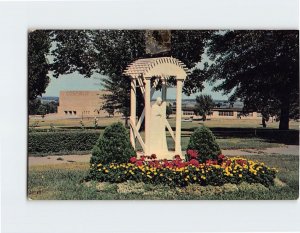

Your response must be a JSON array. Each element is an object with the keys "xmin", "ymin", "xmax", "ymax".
[{"xmin": 181, "ymin": 127, "xmax": 299, "ymax": 145}]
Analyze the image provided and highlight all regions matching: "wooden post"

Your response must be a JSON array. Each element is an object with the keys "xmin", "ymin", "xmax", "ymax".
[
  {"xmin": 130, "ymin": 77, "xmax": 136, "ymax": 149},
  {"xmin": 175, "ymin": 79, "xmax": 184, "ymax": 155},
  {"xmin": 144, "ymin": 77, "xmax": 151, "ymax": 154}
]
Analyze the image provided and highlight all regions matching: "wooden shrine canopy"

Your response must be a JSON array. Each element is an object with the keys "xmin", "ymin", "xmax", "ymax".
[
  {"xmin": 124, "ymin": 57, "xmax": 189, "ymax": 78},
  {"xmin": 124, "ymin": 57, "xmax": 190, "ymax": 158}
]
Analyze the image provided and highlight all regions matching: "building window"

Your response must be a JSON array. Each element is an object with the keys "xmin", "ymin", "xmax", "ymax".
[
  {"xmin": 218, "ymin": 111, "xmax": 234, "ymax": 116},
  {"xmin": 183, "ymin": 111, "xmax": 193, "ymax": 115},
  {"xmin": 64, "ymin": 111, "xmax": 68, "ymax": 115},
  {"xmin": 69, "ymin": 111, "xmax": 72, "ymax": 115},
  {"xmin": 73, "ymin": 111, "xmax": 76, "ymax": 115}
]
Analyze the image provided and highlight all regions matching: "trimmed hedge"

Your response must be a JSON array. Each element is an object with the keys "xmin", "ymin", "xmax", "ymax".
[{"xmin": 28, "ymin": 131, "xmax": 99, "ymax": 155}]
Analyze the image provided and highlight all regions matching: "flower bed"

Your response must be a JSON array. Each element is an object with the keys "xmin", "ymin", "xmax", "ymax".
[{"xmin": 87, "ymin": 153, "xmax": 278, "ymax": 187}]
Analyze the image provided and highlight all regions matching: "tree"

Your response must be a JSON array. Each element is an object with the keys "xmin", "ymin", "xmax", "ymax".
[
  {"xmin": 194, "ymin": 94, "xmax": 214, "ymax": 121},
  {"xmin": 36, "ymin": 104, "xmax": 47, "ymax": 116},
  {"xmin": 28, "ymin": 98, "xmax": 41, "ymax": 115},
  {"xmin": 101, "ymin": 100, "xmax": 115, "ymax": 117},
  {"xmin": 50, "ymin": 30, "xmax": 212, "ymax": 126},
  {"xmin": 207, "ymin": 30, "xmax": 299, "ymax": 130},
  {"xmin": 28, "ymin": 30, "xmax": 51, "ymax": 113},
  {"xmin": 166, "ymin": 103, "xmax": 173, "ymax": 119}
]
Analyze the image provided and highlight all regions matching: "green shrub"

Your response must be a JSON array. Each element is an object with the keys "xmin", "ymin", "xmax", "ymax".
[
  {"xmin": 187, "ymin": 126, "xmax": 221, "ymax": 163},
  {"xmin": 90, "ymin": 122, "xmax": 135, "ymax": 165},
  {"xmin": 28, "ymin": 131, "xmax": 99, "ymax": 155}
]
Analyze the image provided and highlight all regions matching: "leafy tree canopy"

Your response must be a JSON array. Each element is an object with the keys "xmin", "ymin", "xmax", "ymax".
[
  {"xmin": 28, "ymin": 30, "xmax": 51, "ymax": 101},
  {"xmin": 49, "ymin": 30, "xmax": 212, "ymax": 121},
  {"xmin": 194, "ymin": 94, "xmax": 215, "ymax": 121},
  {"xmin": 206, "ymin": 30, "xmax": 299, "ymax": 129}
]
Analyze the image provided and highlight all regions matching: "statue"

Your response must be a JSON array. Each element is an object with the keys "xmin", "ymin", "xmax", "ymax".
[{"xmin": 149, "ymin": 97, "xmax": 168, "ymax": 155}]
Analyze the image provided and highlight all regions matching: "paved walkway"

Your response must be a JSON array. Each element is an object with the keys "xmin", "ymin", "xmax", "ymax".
[
  {"xmin": 28, "ymin": 145, "xmax": 299, "ymax": 166},
  {"xmin": 223, "ymin": 145, "xmax": 299, "ymax": 156}
]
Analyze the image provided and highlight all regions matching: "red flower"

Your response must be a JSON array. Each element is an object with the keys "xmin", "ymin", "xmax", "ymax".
[
  {"xmin": 218, "ymin": 154, "xmax": 225, "ymax": 160},
  {"xmin": 236, "ymin": 159, "xmax": 247, "ymax": 166},
  {"xmin": 140, "ymin": 156, "xmax": 146, "ymax": 161},
  {"xmin": 129, "ymin": 157, "xmax": 137, "ymax": 163},
  {"xmin": 189, "ymin": 159, "xmax": 199, "ymax": 167},
  {"xmin": 225, "ymin": 160, "xmax": 231, "ymax": 166},
  {"xmin": 150, "ymin": 154, "xmax": 157, "ymax": 159},
  {"xmin": 206, "ymin": 159, "xmax": 218, "ymax": 165},
  {"xmin": 135, "ymin": 160, "xmax": 143, "ymax": 166},
  {"xmin": 187, "ymin": 149, "xmax": 198, "ymax": 159},
  {"xmin": 177, "ymin": 162, "xmax": 186, "ymax": 168}
]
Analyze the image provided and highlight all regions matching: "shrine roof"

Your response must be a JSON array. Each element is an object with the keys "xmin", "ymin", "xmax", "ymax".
[{"xmin": 124, "ymin": 57, "xmax": 190, "ymax": 78}]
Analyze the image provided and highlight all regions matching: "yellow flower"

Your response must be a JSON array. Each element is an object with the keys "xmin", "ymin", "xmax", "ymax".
[{"xmin": 239, "ymin": 174, "xmax": 242, "ymax": 178}]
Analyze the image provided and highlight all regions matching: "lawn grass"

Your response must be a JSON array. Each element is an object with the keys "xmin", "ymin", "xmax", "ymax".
[
  {"xmin": 27, "ymin": 154, "xmax": 299, "ymax": 200},
  {"xmin": 29, "ymin": 117, "xmax": 300, "ymax": 130}
]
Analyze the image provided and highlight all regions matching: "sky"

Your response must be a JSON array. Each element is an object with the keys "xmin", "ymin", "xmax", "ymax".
[
  {"xmin": 44, "ymin": 73, "xmax": 229, "ymax": 100},
  {"xmin": 44, "ymin": 46, "xmax": 230, "ymax": 100}
]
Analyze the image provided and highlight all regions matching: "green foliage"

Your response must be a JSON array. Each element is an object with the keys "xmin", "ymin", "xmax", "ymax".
[
  {"xmin": 28, "ymin": 30, "xmax": 51, "ymax": 111},
  {"xmin": 194, "ymin": 94, "xmax": 214, "ymax": 121},
  {"xmin": 27, "ymin": 154, "xmax": 299, "ymax": 200},
  {"xmin": 90, "ymin": 122, "xmax": 135, "ymax": 165},
  {"xmin": 207, "ymin": 30, "xmax": 299, "ymax": 130},
  {"xmin": 28, "ymin": 131, "xmax": 99, "ymax": 155},
  {"xmin": 187, "ymin": 126, "xmax": 221, "ymax": 162},
  {"xmin": 28, "ymin": 98, "xmax": 42, "ymax": 115},
  {"xmin": 50, "ymin": 30, "xmax": 212, "ymax": 120}
]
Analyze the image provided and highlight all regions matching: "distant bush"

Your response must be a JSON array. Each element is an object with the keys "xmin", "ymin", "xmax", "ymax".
[
  {"xmin": 28, "ymin": 131, "xmax": 99, "ymax": 155},
  {"xmin": 187, "ymin": 126, "xmax": 221, "ymax": 163},
  {"xmin": 90, "ymin": 122, "xmax": 136, "ymax": 165}
]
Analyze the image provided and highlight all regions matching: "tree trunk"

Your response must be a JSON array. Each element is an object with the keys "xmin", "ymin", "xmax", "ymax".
[
  {"xmin": 279, "ymin": 98, "xmax": 290, "ymax": 130},
  {"xmin": 125, "ymin": 116, "xmax": 129, "ymax": 128},
  {"xmin": 262, "ymin": 118, "xmax": 267, "ymax": 128},
  {"xmin": 202, "ymin": 114, "xmax": 206, "ymax": 121}
]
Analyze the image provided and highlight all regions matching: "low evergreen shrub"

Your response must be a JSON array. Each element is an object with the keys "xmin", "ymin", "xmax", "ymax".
[
  {"xmin": 90, "ymin": 122, "xmax": 136, "ymax": 165},
  {"xmin": 187, "ymin": 126, "xmax": 221, "ymax": 163}
]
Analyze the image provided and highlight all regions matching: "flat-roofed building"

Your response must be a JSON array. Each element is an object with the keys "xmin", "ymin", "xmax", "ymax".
[
  {"xmin": 170, "ymin": 103, "xmax": 262, "ymax": 120},
  {"xmin": 57, "ymin": 90, "xmax": 114, "ymax": 118}
]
